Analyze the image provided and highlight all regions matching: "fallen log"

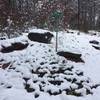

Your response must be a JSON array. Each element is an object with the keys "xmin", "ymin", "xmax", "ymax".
[{"xmin": 57, "ymin": 51, "xmax": 84, "ymax": 63}]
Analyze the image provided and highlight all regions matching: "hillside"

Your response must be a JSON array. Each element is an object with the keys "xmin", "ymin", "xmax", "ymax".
[{"xmin": 0, "ymin": 29, "xmax": 100, "ymax": 100}]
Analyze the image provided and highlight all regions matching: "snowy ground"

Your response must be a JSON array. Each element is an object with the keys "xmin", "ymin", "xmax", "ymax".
[{"xmin": 0, "ymin": 29, "xmax": 100, "ymax": 100}]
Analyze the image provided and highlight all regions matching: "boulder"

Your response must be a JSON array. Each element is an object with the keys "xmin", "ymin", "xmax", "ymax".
[
  {"xmin": 1, "ymin": 42, "xmax": 28, "ymax": 53},
  {"xmin": 28, "ymin": 32, "xmax": 53, "ymax": 44}
]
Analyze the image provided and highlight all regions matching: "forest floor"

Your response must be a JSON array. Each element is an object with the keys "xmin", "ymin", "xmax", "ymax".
[{"xmin": 0, "ymin": 29, "xmax": 100, "ymax": 100}]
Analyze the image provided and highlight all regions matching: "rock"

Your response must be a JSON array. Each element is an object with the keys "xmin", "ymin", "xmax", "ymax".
[
  {"xmin": 34, "ymin": 93, "xmax": 39, "ymax": 98},
  {"xmin": 25, "ymin": 84, "xmax": 35, "ymax": 93},
  {"xmin": 89, "ymin": 40, "xmax": 99, "ymax": 45},
  {"xmin": 91, "ymin": 84, "xmax": 100, "ymax": 89},
  {"xmin": 23, "ymin": 77, "xmax": 30, "ymax": 82},
  {"xmin": 49, "ymin": 80, "xmax": 63, "ymax": 85},
  {"xmin": 89, "ymin": 40, "xmax": 100, "ymax": 50},
  {"xmin": 47, "ymin": 90, "xmax": 62, "ymax": 95},
  {"xmin": 28, "ymin": 32, "xmax": 53, "ymax": 44},
  {"xmin": 0, "ymin": 62, "xmax": 11, "ymax": 69},
  {"xmin": 6, "ymin": 86, "xmax": 12, "ymax": 89},
  {"xmin": 12, "ymin": 43, "xmax": 28, "ymax": 50},
  {"xmin": 0, "ymin": 37, "xmax": 6, "ymax": 40},
  {"xmin": 57, "ymin": 51, "xmax": 84, "ymax": 63},
  {"xmin": 92, "ymin": 45, "xmax": 100, "ymax": 50},
  {"xmin": 1, "ymin": 42, "xmax": 28, "ymax": 53}
]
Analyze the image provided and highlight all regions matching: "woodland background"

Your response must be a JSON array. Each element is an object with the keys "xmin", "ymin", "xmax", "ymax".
[{"xmin": 0, "ymin": 0, "xmax": 100, "ymax": 36}]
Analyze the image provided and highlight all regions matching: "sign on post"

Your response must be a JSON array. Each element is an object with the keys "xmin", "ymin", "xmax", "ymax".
[{"xmin": 51, "ymin": 10, "xmax": 63, "ymax": 52}]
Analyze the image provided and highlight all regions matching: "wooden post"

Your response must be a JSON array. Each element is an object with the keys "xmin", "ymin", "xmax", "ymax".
[{"xmin": 56, "ymin": 31, "xmax": 58, "ymax": 52}]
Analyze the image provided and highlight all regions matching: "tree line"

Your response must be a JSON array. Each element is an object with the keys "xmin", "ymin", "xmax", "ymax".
[{"xmin": 0, "ymin": 0, "xmax": 100, "ymax": 35}]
